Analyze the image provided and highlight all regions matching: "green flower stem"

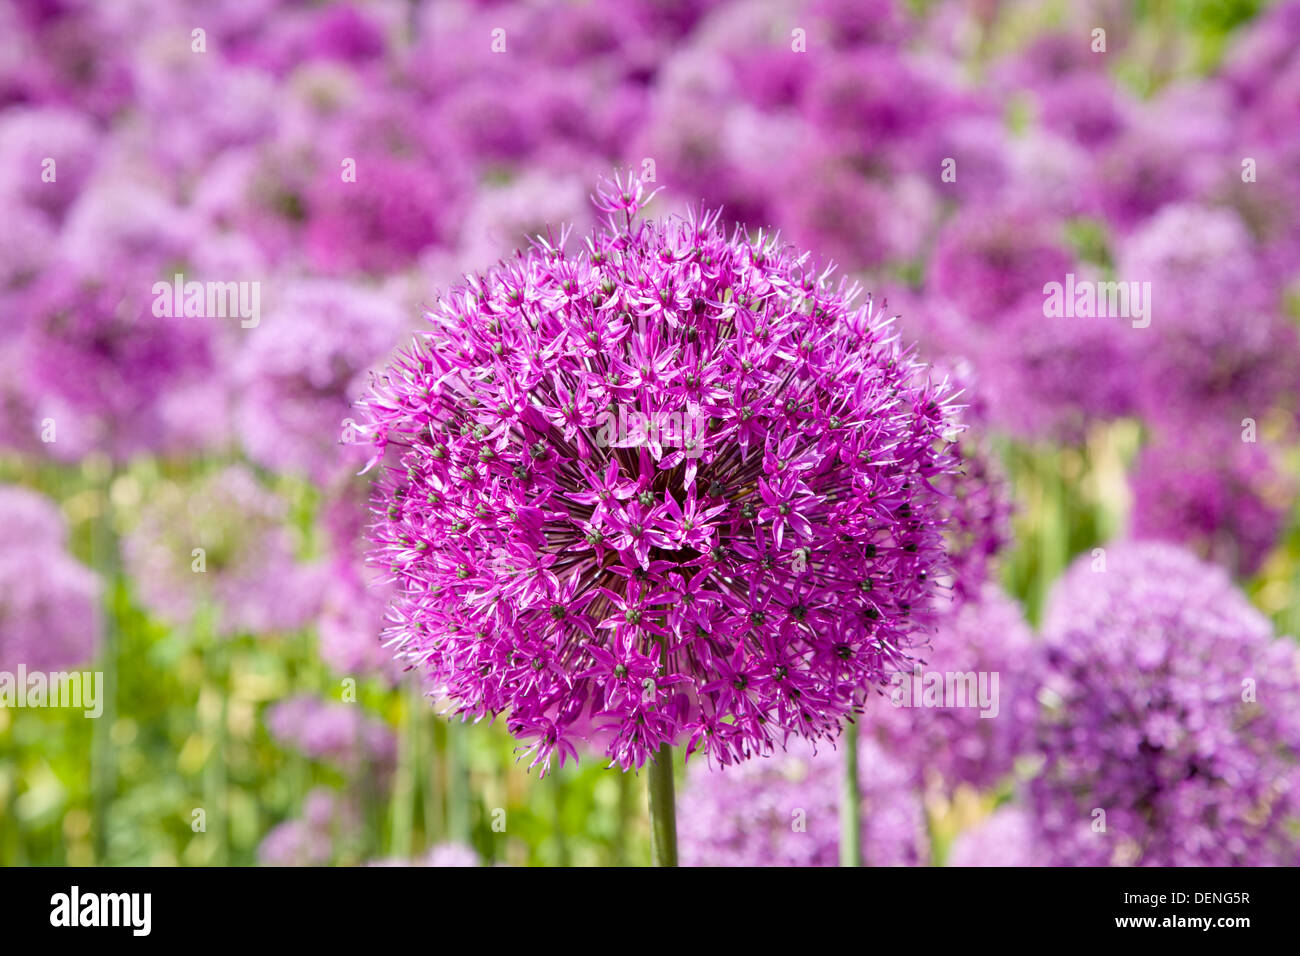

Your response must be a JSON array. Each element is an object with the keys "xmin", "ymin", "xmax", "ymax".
[
  {"xmin": 647, "ymin": 743, "xmax": 677, "ymax": 866},
  {"xmin": 647, "ymin": 628, "xmax": 678, "ymax": 867},
  {"xmin": 840, "ymin": 717, "xmax": 862, "ymax": 867}
]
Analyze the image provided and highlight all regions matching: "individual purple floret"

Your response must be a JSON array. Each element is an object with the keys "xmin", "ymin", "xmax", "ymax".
[
  {"xmin": 1030, "ymin": 542, "xmax": 1300, "ymax": 866},
  {"xmin": 678, "ymin": 734, "xmax": 928, "ymax": 867},
  {"xmin": 347, "ymin": 173, "xmax": 963, "ymax": 773}
]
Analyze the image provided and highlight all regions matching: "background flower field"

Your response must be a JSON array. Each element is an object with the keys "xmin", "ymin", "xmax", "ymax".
[{"xmin": 2, "ymin": 0, "xmax": 1300, "ymax": 866}]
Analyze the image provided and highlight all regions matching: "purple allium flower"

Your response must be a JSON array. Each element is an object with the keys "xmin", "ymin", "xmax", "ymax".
[
  {"xmin": 928, "ymin": 363, "xmax": 1012, "ymax": 598},
  {"xmin": 938, "ymin": 445, "xmax": 1010, "ymax": 600},
  {"xmin": 258, "ymin": 787, "xmax": 352, "ymax": 867},
  {"xmin": 0, "ymin": 485, "xmax": 102, "ymax": 671},
  {"xmin": 1, "ymin": 0, "xmax": 136, "ymax": 119},
  {"xmin": 0, "ymin": 106, "xmax": 99, "ymax": 222},
  {"xmin": 302, "ymin": 149, "xmax": 464, "ymax": 276},
  {"xmin": 1119, "ymin": 203, "xmax": 1299, "ymax": 425},
  {"xmin": 234, "ymin": 279, "xmax": 411, "ymax": 481},
  {"xmin": 265, "ymin": 694, "xmax": 397, "ymax": 772},
  {"xmin": 1030, "ymin": 543, "xmax": 1300, "ymax": 866},
  {"xmin": 317, "ymin": 562, "xmax": 403, "ymax": 685},
  {"xmin": 918, "ymin": 116, "xmax": 1014, "ymax": 206},
  {"xmin": 1030, "ymin": 72, "xmax": 1134, "ymax": 151},
  {"xmin": 991, "ymin": 31, "xmax": 1106, "ymax": 93},
  {"xmin": 14, "ymin": 255, "xmax": 223, "ymax": 462},
  {"xmin": 456, "ymin": 171, "xmax": 594, "ymax": 272},
  {"xmin": 947, "ymin": 805, "xmax": 1042, "ymax": 867},
  {"xmin": 1221, "ymin": 0, "xmax": 1300, "ymax": 119},
  {"xmin": 634, "ymin": 54, "xmax": 783, "ymax": 231},
  {"xmin": 348, "ymin": 174, "xmax": 962, "ymax": 773},
  {"xmin": 128, "ymin": 46, "xmax": 277, "ymax": 177},
  {"xmin": 927, "ymin": 204, "xmax": 1074, "ymax": 327},
  {"xmin": 968, "ymin": 299, "xmax": 1138, "ymax": 441},
  {"xmin": 426, "ymin": 841, "xmax": 480, "ymax": 867},
  {"xmin": 865, "ymin": 583, "xmax": 1035, "ymax": 793},
  {"xmin": 122, "ymin": 466, "xmax": 322, "ymax": 637},
  {"xmin": 315, "ymin": 487, "xmax": 406, "ymax": 684},
  {"xmin": 257, "ymin": 819, "xmax": 334, "ymax": 868},
  {"xmin": 773, "ymin": 149, "xmax": 936, "ymax": 272},
  {"xmin": 678, "ymin": 735, "xmax": 928, "ymax": 866},
  {"xmin": 1130, "ymin": 429, "xmax": 1293, "ymax": 579},
  {"xmin": 1086, "ymin": 117, "xmax": 1218, "ymax": 233},
  {"xmin": 902, "ymin": 289, "xmax": 1135, "ymax": 443}
]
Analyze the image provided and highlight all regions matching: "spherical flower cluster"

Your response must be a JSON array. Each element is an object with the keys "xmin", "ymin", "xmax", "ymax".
[
  {"xmin": 927, "ymin": 362, "xmax": 1012, "ymax": 599},
  {"xmin": 947, "ymin": 806, "xmax": 1042, "ymax": 867},
  {"xmin": 938, "ymin": 445, "xmax": 1010, "ymax": 600},
  {"xmin": 0, "ymin": 485, "xmax": 102, "ymax": 671},
  {"xmin": 1030, "ymin": 542, "xmax": 1300, "ymax": 865},
  {"xmin": 233, "ymin": 278, "xmax": 411, "ymax": 481},
  {"xmin": 349, "ymin": 175, "xmax": 962, "ymax": 772},
  {"xmin": 122, "ymin": 466, "xmax": 322, "ymax": 637},
  {"xmin": 678, "ymin": 735, "xmax": 928, "ymax": 866},
  {"xmin": 257, "ymin": 788, "xmax": 352, "ymax": 867},
  {"xmin": 316, "ymin": 564, "xmax": 403, "ymax": 685},
  {"xmin": 1130, "ymin": 430, "xmax": 1293, "ymax": 578},
  {"xmin": 13, "ymin": 257, "xmax": 223, "ymax": 462},
  {"xmin": 927, "ymin": 204, "xmax": 1073, "ymax": 328},
  {"xmin": 265, "ymin": 694, "xmax": 397, "ymax": 772},
  {"xmin": 864, "ymin": 583, "xmax": 1035, "ymax": 793},
  {"xmin": 1118, "ymin": 203, "xmax": 1299, "ymax": 426}
]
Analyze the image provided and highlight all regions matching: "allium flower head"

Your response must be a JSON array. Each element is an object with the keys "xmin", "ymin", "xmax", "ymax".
[
  {"xmin": 349, "ymin": 173, "xmax": 962, "ymax": 773},
  {"xmin": 265, "ymin": 694, "xmax": 397, "ymax": 772},
  {"xmin": 258, "ymin": 787, "xmax": 354, "ymax": 867},
  {"xmin": 1119, "ymin": 203, "xmax": 1299, "ymax": 425},
  {"xmin": 234, "ymin": 278, "xmax": 410, "ymax": 481},
  {"xmin": 122, "ymin": 466, "xmax": 322, "ymax": 637},
  {"xmin": 866, "ymin": 583, "xmax": 1035, "ymax": 793},
  {"xmin": 0, "ymin": 485, "xmax": 102, "ymax": 671},
  {"xmin": 678, "ymin": 735, "xmax": 928, "ymax": 866},
  {"xmin": 1031, "ymin": 543, "xmax": 1300, "ymax": 866},
  {"xmin": 1131, "ymin": 429, "xmax": 1293, "ymax": 579},
  {"xmin": 928, "ymin": 204, "xmax": 1074, "ymax": 327}
]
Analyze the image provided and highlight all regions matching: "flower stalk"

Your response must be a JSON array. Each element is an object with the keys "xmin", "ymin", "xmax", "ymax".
[
  {"xmin": 647, "ymin": 745, "xmax": 677, "ymax": 867},
  {"xmin": 840, "ymin": 718, "xmax": 862, "ymax": 867}
]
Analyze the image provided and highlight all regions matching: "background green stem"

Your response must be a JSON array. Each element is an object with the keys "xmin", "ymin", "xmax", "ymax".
[
  {"xmin": 445, "ymin": 719, "xmax": 471, "ymax": 843},
  {"xmin": 90, "ymin": 468, "xmax": 118, "ymax": 865}
]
